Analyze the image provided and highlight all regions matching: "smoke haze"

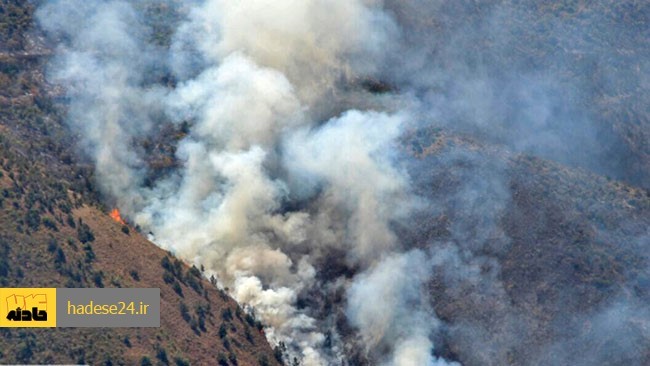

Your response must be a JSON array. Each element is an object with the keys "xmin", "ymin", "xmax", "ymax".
[{"xmin": 36, "ymin": 0, "xmax": 649, "ymax": 365}]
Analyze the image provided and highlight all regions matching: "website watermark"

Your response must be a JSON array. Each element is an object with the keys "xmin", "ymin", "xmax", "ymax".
[{"xmin": 0, "ymin": 288, "xmax": 159, "ymax": 328}]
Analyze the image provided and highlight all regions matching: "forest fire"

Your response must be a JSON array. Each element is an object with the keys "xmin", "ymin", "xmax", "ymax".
[{"xmin": 109, "ymin": 208, "xmax": 126, "ymax": 225}]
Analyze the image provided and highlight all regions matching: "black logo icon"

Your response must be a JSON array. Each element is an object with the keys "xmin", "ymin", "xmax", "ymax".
[{"xmin": 6, "ymin": 307, "xmax": 48, "ymax": 321}]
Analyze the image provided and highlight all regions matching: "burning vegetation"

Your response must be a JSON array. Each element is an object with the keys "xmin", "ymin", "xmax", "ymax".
[
  {"xmin": 109, "ymin": 208, "xmax": 126, "ymax": 225},
  {"xmin": 32, "ymin": 0, "xmax": 650, "ymax": 365}
]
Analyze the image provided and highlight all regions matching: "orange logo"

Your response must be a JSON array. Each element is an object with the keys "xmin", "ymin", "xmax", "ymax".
[
  {"xmin": 5, "ymin": 293, "xmax": 48, "ymax": 321},
  {"xmin": 0, "ymin": 288, "xmax": 56, "ymax": 327}
]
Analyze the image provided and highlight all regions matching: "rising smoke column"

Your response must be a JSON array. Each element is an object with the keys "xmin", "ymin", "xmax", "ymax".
[
  {"xmin": 37, "ymin": 0, "xmax": 454, "ymax": 365},
  {"xmin": 347, "ymin": 249, "xmax": 460, "ymax": 366},
  {"xmin": 37, "ymin": 0, "xmax": 164, "ymax": 215},
  {"xmin": 37, "ymin": 0, "xmax": 650, "ymax": 365}
]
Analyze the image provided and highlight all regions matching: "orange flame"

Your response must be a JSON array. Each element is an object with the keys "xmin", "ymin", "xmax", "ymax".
[{"xmin": 109, "ymin": 208, "xmax": 126, "ymax": 225}]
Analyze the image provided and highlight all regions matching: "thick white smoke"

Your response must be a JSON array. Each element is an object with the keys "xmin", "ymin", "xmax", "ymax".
[
  {"xmin": 37, "ymin": 0, "xmax": 164, "ymax": 214},
  {"xmin": 36, "ymin": 0, "xmax": 650, "ymax": 365},
  {"xmin": 170, "ymin": 0, "xmax": 396, "ymax": 107},
  {"xmin": 347, "ymin": 250, "xmax": 459, "ymax": 366},
  {"xmin": 282, "ymin": 110, "xmax": 412, "ymax": 263},
  {"xmin": 37, "ymin": 0, "xmax": 449, "ymax": 364}
]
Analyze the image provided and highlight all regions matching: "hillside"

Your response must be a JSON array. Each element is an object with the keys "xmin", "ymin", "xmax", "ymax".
[
  {"xmin": 0, "ymin": 0, "xmax": 648, "ymax": 365},
  {"xmin": 404, "ymin": 133, "xmax": 650, "ymax": 365},
  {"xmin": 0, "ymin": 1, "xmax": 281, "ymax": 365},
  {"xmin": 0, "ymin": 197, "xmax": 280, "ymax": 365},
  {"xmin": 0, "ymin": 104, "xmax": 281, "ymax": 365}
]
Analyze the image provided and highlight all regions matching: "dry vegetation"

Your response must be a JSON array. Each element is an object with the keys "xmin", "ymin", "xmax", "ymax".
[{"xmin": 0, "ymin": 1, "xmax": 280, "ymax": 364}]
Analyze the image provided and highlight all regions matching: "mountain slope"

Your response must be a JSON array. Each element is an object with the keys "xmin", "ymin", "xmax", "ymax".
[
  {"xmin": 0, "ymin": 121, "xmax": 280, "ymax": 365},
  {"xmin": 0, "ymin": 200, "xmax": 280, "ymax": 365},
  {"xmin": 0, "ymin": 1, "xmax": 281, "ymax": 364},
  {"xmin": 1, "ymin": 0, "xmax": 648, "ymax": 365},
  {"xmin": 403, "ymin": 133, "xmax": 650, "ymax": 366}
]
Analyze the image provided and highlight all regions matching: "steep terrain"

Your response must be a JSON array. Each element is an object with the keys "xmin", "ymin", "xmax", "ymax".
[
  {"xmin": 0, "ymin": 1, "xmax": 280, "ymax": 364},
  {"xmin": 406, "ymin": 133, "xmax": 650, "ymax": 365},
  {"xmin": 0, "ymin": 0, "xmax": 648, "ymax": 365}
]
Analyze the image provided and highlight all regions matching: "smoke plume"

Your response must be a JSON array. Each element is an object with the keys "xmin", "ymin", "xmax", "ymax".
[{"xmin": 36, "ymin": 0, "xmax": 649, "ymax": 365}]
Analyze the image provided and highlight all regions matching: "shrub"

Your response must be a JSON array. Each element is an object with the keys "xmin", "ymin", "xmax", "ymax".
[
  {"xmin": 93, "ymin": 271, "xmax": 104, "ymax": 288},
  {"xmin": 258, "ymin": 354, "xmax": 269, "ymax": 366},
  {"xmin": 66, "ymin": 214, "xmax": 76, "ymax": 228},
  {"xmin": 77, "ymin": 223, "xmax": 95, "ymax": 243},
  {"xmin": 185, "ymin": 272, "xmax": 202, "ymax": 294},
  {"xmin": 172, "ymin": 281, "xmax": 183, "ymax": 297},
  {"xmin": 54, "ymin": 248, "xmax": 66, "ymax": 265},
  {"xmin": 156, "ymin": 347, "xmax": 168, "ymax": 365},
  {"xmin": 83, "ymin": 243, "xmax": 95, "ymax": 263},
  {"xmin": 245, "ymin": 313, "xmax": 255, "ymax": 327},
  {"xmin": 161, "ymin": 256, "xmax": 172, "ymax": 272},
  {"xmin": 130, "ymin": 269, "xmax": 140, "ymax": 281},
  {"xmin": 47, "ymin": 238, "xmax": 58, "ymax": 252},
  {"xmin": 274, "ymin": 343, "xmax": 286, "ymax": 363},
  {"xmin": 59, "ymin": 202, "xmax": 71, "ymax": 214},
  {"xmin": 229, "ymin": 353, "xmax": 238, "ymax": 366},
  {"xmin": 163, "ymin": 271, "xmax": 174, "ymax": 284},
  {"xmin": 180, "ymin": 302, "xmax": 190, "ymax": 322},
  {"xmin": 174, "ymin": 357, "xmax": 189, "ymax": 366},
  {"xmin": 189, "ymin": 265, "xmax": 201, "ymax": 278},
  {"xmin": 190, "ymin": 318, "xmax": 199, "ymax": 335},
  {"xmin": 245, "ymin": 327, "xmax": 254, "ymax": 344},
  {"xmin": 198, "ymin": 315, "xmax": 206, "ymax": 332},
  {"xmin": 25, "ymin": 209, "xmax": 40, "ymax": 230},
  {"xmin": 173, "ymin": 259, "xmax": 183, "ymax": 278},
  {"xmin": 221, "ymin": 308, "xmax": 233, "ymax": 322},
  {"xmin": 0, "ymin": 258, "xmax": 9, "ymax": 278},
  {"xmin": 16, "ymin": 341, "xmax": 33, "ymax": 363},
  {"xmin": 217, "ymin": 353, "xmax": 228, "ymax": 366},
  {"xmin": 42, "ymin": 217, "xmax": 58, "ymax": 231}
]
